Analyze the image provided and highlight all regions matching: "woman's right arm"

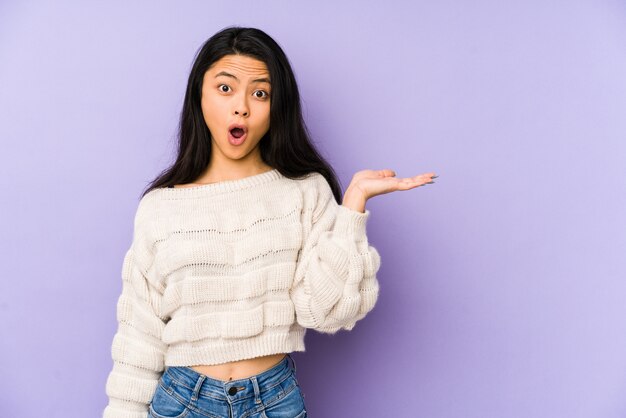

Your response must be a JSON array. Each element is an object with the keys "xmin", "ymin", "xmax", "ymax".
[{"xmin": 103, "ymin": 197, "xmax": 168, "ymax": 418}]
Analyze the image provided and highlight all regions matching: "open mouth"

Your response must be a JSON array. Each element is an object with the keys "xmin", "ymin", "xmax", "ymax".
[
  {"xmin": 230, "ymin": 127, "xmax": 245, "ymax": 138},
  {"xmin": 228, "ymin": 124, "xmax": 248, "ymax": 145}
]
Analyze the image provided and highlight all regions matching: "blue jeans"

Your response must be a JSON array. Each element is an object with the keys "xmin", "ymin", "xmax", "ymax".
[{"xmin": 148, "ymin": 354, "xmax": 308, "ymax": 418}]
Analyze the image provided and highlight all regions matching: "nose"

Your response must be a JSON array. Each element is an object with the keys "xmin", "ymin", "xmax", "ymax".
[{"xmin": 233, "ymin": 94, "xmax": 249, "ymax": 117}]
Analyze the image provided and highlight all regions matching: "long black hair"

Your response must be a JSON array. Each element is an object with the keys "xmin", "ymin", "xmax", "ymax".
[{"xmin": 140, "ymin": 26, "xmax": 343, "ymax": 203}]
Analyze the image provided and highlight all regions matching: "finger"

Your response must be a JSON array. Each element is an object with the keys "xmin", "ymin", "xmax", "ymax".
[
  {"xmin": 406, "ymin": 175, "xmax": 429, "ymax": 183},
  {"xmin": 378, "ymin": 169, "xmax": 396, "ymax": 177},
  {"xmin": 412, "ymin": 172, "xmax": 436, "ymax": 179},
  {"xmin": 426, "ymin": 172, "xmax": 437, "ymax": 183},
  {"xmin": 397, "ymin": 180, "xmax": 424, "ymax": 190},
  {"xmin": 401, "ymin": 177, "xmax": 431, "ymax": 188},
  {"xmin": 395, "ymin": 180, "xmax": 414, "ymax": 190}
]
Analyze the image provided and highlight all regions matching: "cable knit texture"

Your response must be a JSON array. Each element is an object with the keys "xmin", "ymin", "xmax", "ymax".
[{"xmin": 103, "ymin": 169, "xmax": 381, "ymax": 418}]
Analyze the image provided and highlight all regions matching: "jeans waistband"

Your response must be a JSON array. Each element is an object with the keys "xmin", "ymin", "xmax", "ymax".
[{"xmin": 163, "ymin": 353, "xmax": 296, "ymax": 401}]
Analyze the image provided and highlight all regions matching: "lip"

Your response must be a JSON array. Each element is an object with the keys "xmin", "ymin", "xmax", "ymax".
[
  {"xmin": 227, "ymin": 123, "xmax": 248, "ymax": 146},
  {"xmin": 228, "ymin": 123, "xmax": 248, "ymax": 133}
]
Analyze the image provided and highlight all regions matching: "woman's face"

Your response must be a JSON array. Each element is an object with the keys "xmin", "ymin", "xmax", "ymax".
[{"xmin": 201, "ymin": 54, "xmax": 271, "ymax": 166}]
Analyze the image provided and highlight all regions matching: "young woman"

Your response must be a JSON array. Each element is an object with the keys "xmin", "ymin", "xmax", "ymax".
[{"xmin": 103, "ymin": 26, "xmax": 436, "ymax": 418}]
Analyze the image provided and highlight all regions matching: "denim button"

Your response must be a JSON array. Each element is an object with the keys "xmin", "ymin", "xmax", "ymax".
[{"xmin": 228, "ymin": 386, "xmax": 238, "ymax": 395}]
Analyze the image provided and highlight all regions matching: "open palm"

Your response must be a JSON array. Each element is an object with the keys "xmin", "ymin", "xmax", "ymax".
[{"xmin": 347, "ymin": 169, "xmax": 437, "ymax": 199}]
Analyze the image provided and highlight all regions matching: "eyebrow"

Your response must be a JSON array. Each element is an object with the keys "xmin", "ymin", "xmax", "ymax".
[{"xmin": 215, "ymin": 71, "xmax": 271, "ymax": 84}]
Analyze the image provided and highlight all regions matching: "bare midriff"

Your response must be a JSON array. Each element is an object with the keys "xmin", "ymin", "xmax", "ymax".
[{"xmin": 190, "ymin": 353, "xmax": 288, "ymax": 383}]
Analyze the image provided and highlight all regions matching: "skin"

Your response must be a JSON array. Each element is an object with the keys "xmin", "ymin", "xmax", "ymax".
[
  {"xmin": 175, "ymin": 54, "xmax": 437, "ymax": 382},
  {"xmin": 175, "ymin": 54, "xmax": 274, "ymax": 188},
  {"xmin": 342, "ymin": 169, "xmax": 437, "ymax": 213}
]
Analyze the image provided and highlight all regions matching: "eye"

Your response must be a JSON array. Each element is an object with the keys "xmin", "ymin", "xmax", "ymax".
[
  {"xmin": 218, "ymin": 84, "xmax": 231, "ymax": 93},
  {"xmin": 254, "ymin": 90, "xmax": 270, "ymax": 99}
]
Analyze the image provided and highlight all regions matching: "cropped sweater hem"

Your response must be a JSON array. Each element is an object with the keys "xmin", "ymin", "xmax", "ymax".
[{"xmin": 165, "ymin": 328, "xmax": 307, "ymax": 367}]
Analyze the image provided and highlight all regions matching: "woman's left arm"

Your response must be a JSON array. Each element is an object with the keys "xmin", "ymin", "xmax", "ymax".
[{"xmin": 290, "ymin": 169, "xmax": 436, "ymax": 334}]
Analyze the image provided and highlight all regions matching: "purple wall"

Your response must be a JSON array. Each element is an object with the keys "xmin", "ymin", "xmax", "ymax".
[{"xmin": 1, "ymin": 1, "xmax": 625, "ymax": 417}]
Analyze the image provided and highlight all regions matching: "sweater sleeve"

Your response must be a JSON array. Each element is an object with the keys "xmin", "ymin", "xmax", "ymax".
[
  {"xmin": 290, "ymin": 175, "xmax": 381, "ymax": 334},
  {"xmin": 103, "ymin": 197, "xmax": 168, "ymax": 418}
]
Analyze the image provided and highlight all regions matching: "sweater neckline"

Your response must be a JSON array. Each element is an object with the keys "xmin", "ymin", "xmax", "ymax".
[{"xmin": 160, "ymin": 168, "xmax": 282, "ymax": 196}]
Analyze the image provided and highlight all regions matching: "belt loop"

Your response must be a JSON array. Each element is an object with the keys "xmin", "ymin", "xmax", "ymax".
[
  {"xmin": 191, "ymin": 374, "xmax": 206, "ymax": 402},
  {"xmin": 251, "ymin": 376, "xmax": 262, "ymax": 404},
  {"xmin": 288, "ymin": 353, "xmax": 297, "ymax": 374}
]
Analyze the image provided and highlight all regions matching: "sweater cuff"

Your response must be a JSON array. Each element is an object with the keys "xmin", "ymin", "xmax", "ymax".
[
  {"xmin": 333, "ymin": 205, "xmax": 370, "ymax": 238},
  {"xmin": 103, "ymin": 399, "xmax": 149, "ymax": 418}
]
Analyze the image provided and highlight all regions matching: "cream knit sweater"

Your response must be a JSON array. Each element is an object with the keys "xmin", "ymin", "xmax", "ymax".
[{"xmin": 103, "ymin": 169, "xmax": 381, "ymax": 418}]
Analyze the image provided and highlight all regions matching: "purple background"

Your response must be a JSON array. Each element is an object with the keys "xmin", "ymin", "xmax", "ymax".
[{"xmin": 1, "ymin": 1, "xmax": 625, "ymax": 417}]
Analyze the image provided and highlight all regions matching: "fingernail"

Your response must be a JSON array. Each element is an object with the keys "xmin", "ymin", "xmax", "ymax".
[
  {"xmin": 431, "ymin": 175, "xmax": 438, "ymax": 179},
  {"xmin": 426, "ymin": 181, "xmax": 435, "ymax": 184}
]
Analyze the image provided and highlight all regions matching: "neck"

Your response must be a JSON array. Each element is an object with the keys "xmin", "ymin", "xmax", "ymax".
[{"xmin": 196, "ymin": 160, "xmax": 273, "ymax": 185}]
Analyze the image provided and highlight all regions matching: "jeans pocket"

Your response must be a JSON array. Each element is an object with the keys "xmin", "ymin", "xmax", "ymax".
[
  {"xmin": 261, "ymin": 375, "xmax": 307, "ymax": 418},
  {"xmin": 148, "ymin": 380, "xmax": 190, "ymax": 418}
]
